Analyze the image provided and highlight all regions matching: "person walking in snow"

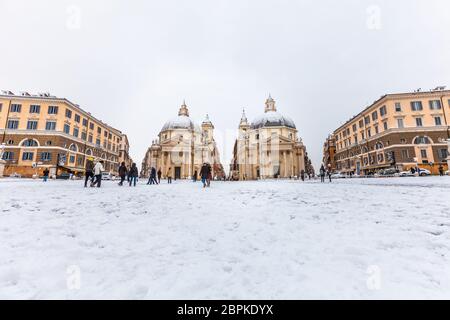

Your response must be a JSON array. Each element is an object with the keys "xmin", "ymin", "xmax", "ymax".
[
  {"xmin": 439, "ymin": 165, "xmax": 444, "ymax": 176},
  {"xmin": 147, "ymin": 167, "xmax": 158, "ymax": 185},
  {"xmin": 200, "ymin": 163, "xmax": 209, "ymax": 188},
  {"xmin": 320, "ymin": 165, "xmax": 326, "ymax": 183},
  {"xmin": 157, "ymin": 168, "xmax": 162, "ymax": 184},
  {"xmin": 43, "ymin": 168, "xmax": 50, "ymax": 182},
  {"xmin": 118, "ymin": 162, "xmax": 127, "ymax": 186},
  {"xmin": 193, "ymin": 170, "xmax": 198, "ymax": 182},
  {"xmin": 128, "ymin": 163, "xmax": 138, "ymax": 187},
  {"xmin": 300, "ymin": 169, "xmax": 305, "ymax": 182},
  {"xmin": 206, "ymin": 163, "xmax": 212, "ymax": 187},
  {"xmin": 92, "ymin": 160, "xmax": 105, "ymax": 188},
  {"xmin": 166, "ymin": 167, "xmax": 172, "ymax": 184},
  {"xmin": 327, "ymin": 170, "xmax": 332, "ymax": 182},
  {"xmin": 84, "ymin": 157, "xmax": 95, "ymax": 188}
]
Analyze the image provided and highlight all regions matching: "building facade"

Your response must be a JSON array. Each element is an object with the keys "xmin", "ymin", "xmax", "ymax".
[
  {"xmin": 0, "ymin": 91, "xmax": 128, "ymax": 177},
  {"xmin": 322, "ymin": 134, "xmax": 337, "ymax": 172},
  {"xmin": 118, "ymin": 134, "xmax": 133, "ymax": 169},
  {"xmin": 141, "ymin": 102, "xmax": 224, "ymax": 179},
  {"xmin": 230, "ymin": 96, "xmax": 309, "ymax": 180},
  {"xmin": 329, "ymin": 88, "xmax": 450, "ymax": 175}
]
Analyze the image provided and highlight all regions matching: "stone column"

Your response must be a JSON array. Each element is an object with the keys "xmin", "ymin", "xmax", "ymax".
[
  {"xmin": 289, "ymin": 148, "xmax": 297, "ymax": 176},
  {"xmin": 283, "ymin": 151, "xmax": 287, "ymax": 177}
]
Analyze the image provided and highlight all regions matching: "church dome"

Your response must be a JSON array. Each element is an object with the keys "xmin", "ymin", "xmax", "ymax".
[
  {"xmin": 250, "ymin": 95, "xmax": 296, "ymax": 129},
  {"xmin": 161, "ymin": 102, "xmax": 201, "ymax": 132},
  {"xmin": 161, "ymin": 115, "xmax": 200, "ymax": 132},
  {"xmin": 251, "ymin": 111, "xmax": 296, "ymax": 129}
]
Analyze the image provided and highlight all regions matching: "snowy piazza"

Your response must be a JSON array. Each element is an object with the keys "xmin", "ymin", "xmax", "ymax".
[{"xmin": 1, "ymin": 176, "xmax": 450, "ymax": 299}]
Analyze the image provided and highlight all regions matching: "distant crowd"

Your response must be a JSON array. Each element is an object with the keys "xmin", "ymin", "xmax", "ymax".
[{"xmin": 73, "ymin": 158, "xmax": 215, "ymax": 189}]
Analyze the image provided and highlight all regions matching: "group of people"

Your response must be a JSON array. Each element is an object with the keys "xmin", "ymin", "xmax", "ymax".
[
  {"xmin": 83, "ymin": 160, "xmax": 214, "ymax": 188},
  {"xmin": 146, "ymin": 167, "xmax": 162, "ymax": 185},
  {"xmin": 319, "ymin": 164, "xmax": 332, "ymax": 183},
  {"xmin": 83, "ymin": 158, "xmax": 139, "ymax": 188},
  {"xmin": 118, "ymin": 162, "xmax": 139, "ymax": 187}
]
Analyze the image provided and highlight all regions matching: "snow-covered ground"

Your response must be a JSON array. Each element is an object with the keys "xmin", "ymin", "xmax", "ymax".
[{"xmin": 1, "ymin": 176, "xmax": 450, "ymax": 299}]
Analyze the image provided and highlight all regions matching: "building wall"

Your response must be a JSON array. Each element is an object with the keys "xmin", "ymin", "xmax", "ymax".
[
  {"xmin": 0, "ymin": 93, "xmax": 126, "ymax": 177},
  {"xmin": 330, "ymin": 90, "xmax": 450, "ymax": 175}
]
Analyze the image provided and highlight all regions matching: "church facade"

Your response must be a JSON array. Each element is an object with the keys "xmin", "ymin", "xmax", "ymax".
[
  {"xmin": 141, "ymin": 102, "xmax": 224, "ymax": 180},
  {"xmin": 230, "ymin": 96, "xmax": 311, "ymax": 180}
]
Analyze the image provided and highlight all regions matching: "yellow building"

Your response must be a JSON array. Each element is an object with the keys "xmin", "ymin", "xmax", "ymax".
[
  {"xmin": 330, "ymin": 88, "xmax": 450, "ymax": 175},
  {"xmin": 230, "ymin": 96, "xmax": 309, "ymax": 180},
  {"xmin": 141, "ymin": 102, "xmax": 224, "ymax": 179},
  {"xmin": 118, "ymin": 134, "xmax": 133, "ymax": 169},
  {"xmin": 0, "ymin": 90, "xmax": 129, "ymax": 177}
]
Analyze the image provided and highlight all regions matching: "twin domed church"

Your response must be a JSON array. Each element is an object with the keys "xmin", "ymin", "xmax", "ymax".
[{"xmin": 141, "ymin": 96, "xmax": 313, "ymax": 180}]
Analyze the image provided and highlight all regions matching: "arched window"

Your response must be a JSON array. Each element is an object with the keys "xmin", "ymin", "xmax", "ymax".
[
  {"xmin": 413, "ymin": 136, "xmax": 431, "ymax": 145},
  {"xmin": 86, "ymin": 149, "xmax": 93, "ymax": 156},
  {"xmin": 69, "ymin": 144, "xmax": 78, "ymax": 152},
  {"xmin": 21, "ymin": 139, "xmax": 39, "ymax": 147},
  {"xmin": 375, "ymin": 142, "xmax": 384, "ymax": 150},
  {"xmin": 361, "ymin": 146, "xmax": 369, "ymax": 154}
]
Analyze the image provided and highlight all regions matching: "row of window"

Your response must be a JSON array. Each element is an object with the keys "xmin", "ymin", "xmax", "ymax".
[
  {"xmin": 3, "ymin": 104, "xmax": 59, "ymax": 115},
  {"xmin": 2, "ymin": 103, "xmax": 121, "ymax": 143},
  {"xmin": 2, "ymin": 151, "xmax": 52, "ymax": 161},
  {"xmin": 336, "ymin": 149, "xmax": 448, "ymax": 168},
  {"xmin": 6, "ymin": 120, "xmax": 117, "ymax": 152},
  {"xmin": 337, "ymin": 99, "xmax": 449, "ymax": 141}
]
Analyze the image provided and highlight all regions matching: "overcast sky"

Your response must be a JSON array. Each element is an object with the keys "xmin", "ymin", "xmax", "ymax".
[{"xmin": 1, "ymin": 0, "xmax": 450, "ymax": 170}]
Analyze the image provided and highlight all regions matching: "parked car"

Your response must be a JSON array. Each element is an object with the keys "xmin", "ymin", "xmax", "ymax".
[
  {"xmin": 418, "ymin": 168, "xmax": 431, "ymax": 176},
  {"xmin": 101, "ymin": 172, "xmax": 115, "ymax": 181},
  {"xmin": 9, "ymin": 173, "xmax": 22, "ymax": 178},
  {"xmin": 445, "ymin": 170, "xmax": 449, "ymax": 175},
  {"xmin": 331, "ymin": 172, "xmax": 346, "ymax": 179},
  {"xmin": 56, "ymin": 173, "xmax": 71, "ymax": 180},
  {"xmin": 398, "ymin": 171, "xmax": 415, "ymax": 177},
  {"xmin": 376, "ymin": 168, "xmax": 398, "ymax": 177}
]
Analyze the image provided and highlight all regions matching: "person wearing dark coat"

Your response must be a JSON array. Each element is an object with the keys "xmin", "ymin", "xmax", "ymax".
[
  {"xmin": 147, "ymin": 167, "xmax": 158, "ymax": 185},
  {"xmin": 43, "ymin": 168, "xmax": 50, "ymax": 182},
  {"xmin": 166, "ymin": 167, "xmax": 172, "ymax": 184},
  {"xmin": 200, "ymin": 163, "xmax": 209, "ymax": 188},
  {"xmin": 118, "ymin": 162, "xmax": 127, "ymax": 186},
  {"xmin": 193, "ymin": 170, "xmax": 198, "ymax": 182},
  {"xmin": 157, "ymin": 168, "xmax": 162, "ymax": 184},
  {"xmin": 206, "ymin": 163, "xmax": 212, "ymax": 187},
  {"xmin": 128, "ymin": 163, "xmax": 138, "ymax": 187},
  {"xmin": 300, "ymin": 169, "xmax": 305, "ymax": 182},
  {"xmin": 84, "ymin": 158, "xmax": 95, "ymax": 187},
  {"xmin": 319, "ymin": 165, "xmax": 326, "ymax": 183}
]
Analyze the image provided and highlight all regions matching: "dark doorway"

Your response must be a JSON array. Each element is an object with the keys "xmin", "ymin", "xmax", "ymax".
[{"xmin": 175, "ymin": 167, "xmax": 181, "ymax": 180}]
